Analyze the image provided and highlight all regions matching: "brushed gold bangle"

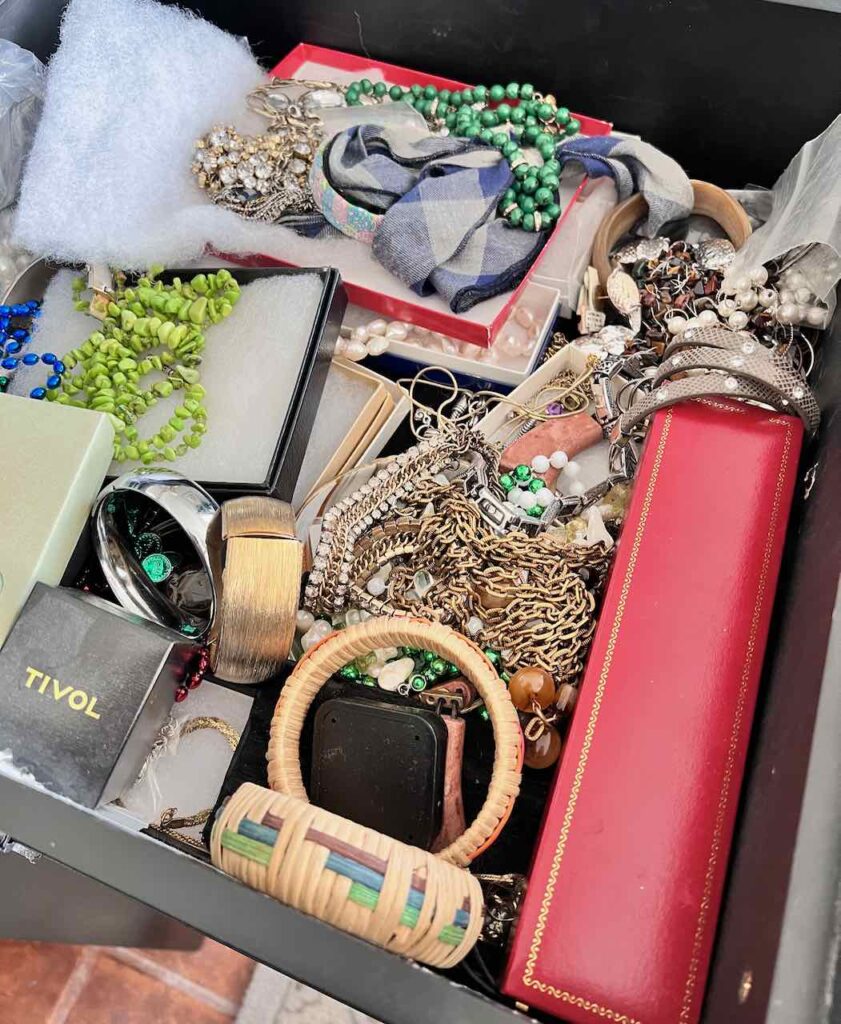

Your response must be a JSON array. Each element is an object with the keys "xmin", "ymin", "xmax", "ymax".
[{"xmin": 208, "ymin": 497, "xmax": 303, "ymax": 685}]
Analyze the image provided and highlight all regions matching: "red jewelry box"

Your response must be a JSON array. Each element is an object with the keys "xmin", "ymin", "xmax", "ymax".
[
  {"xmin": 502, "ymin": 399, "xmax": 803, "ymax": 1024},
  {"xmin": 230, "ymin": 44, "xmax": 613, "ymax": 348}
]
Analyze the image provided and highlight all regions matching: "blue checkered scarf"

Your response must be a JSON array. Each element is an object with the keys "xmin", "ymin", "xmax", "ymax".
[{"xmin": 310, "ymin": 124, "xmax": 546, "ymax": 313}]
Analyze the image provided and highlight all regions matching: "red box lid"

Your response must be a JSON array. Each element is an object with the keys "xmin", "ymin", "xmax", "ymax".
[{"xmin": 222, "ymin": 44, "xmax": 611, "ymax": 347}]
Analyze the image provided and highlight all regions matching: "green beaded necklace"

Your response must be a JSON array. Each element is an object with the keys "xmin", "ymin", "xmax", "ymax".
[
  {"xmin": 52, "ymin": 269, "xmax": 240, "ymax": 464},
  {"xmin": 345, "ymin": 79, "xmax": 580, "ymax": 232}
]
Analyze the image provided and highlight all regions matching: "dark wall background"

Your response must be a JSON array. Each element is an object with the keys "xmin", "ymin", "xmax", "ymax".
[{"xmin": 6, "ymin": 0, "xmax": 840, "ymax": 189}]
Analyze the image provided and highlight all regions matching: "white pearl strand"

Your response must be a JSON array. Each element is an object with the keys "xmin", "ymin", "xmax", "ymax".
[{"xmin": 336, "ymin": 317, "xmax": 409, "ymax": 362}]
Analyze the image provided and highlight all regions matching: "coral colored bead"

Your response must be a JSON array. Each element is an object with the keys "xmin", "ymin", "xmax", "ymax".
[{"xmin": 508, "ymin": 665, "xmax": 555, "ymax": 710}]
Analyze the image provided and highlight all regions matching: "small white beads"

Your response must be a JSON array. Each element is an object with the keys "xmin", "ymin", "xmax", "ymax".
[
  {"xmin": 728, "ymin": 311, "xmax": 749, "ymax": 330},
  {"xmin": 569, "ymin": 480, "xmax": 586, "ymax": 496},
  {"xmin": 698, "ymin": 309, "xmax": 718, "ymax": 325},
  {"xmin": 562, "ymin": 460, "xmax": 581, "ymax": 478},
  {"xmin": 295, "ymin": 608, "xmax": 315, "ymax": 633},
  {"xmin": 549, "ymin": 450, "xmax": 568, "ymax": 469},
  {"xmin": 534, "ymin": 487, "xmax": 555, "ymax": 508},
  {"xmin": 530, "ymin": 454, "xmax": 551, "ymax": 474}
]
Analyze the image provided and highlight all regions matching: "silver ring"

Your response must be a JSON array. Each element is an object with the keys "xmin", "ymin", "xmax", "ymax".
[{"xmin": 91, "ymin": 468, "xmax": 220, "ymax": 638}]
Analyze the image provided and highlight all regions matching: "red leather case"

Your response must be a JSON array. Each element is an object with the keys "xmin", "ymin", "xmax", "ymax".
[{"xmin": 502, "ymin": 400, "xmax": 803, "ymax": 1024}]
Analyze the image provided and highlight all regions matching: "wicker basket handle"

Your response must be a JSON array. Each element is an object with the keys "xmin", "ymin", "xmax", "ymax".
[{"xmin": 267, "ymin": 617, "xmax": 523, "ymax": 868}]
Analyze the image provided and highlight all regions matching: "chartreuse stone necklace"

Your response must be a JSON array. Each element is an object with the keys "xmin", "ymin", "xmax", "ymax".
[
  {"xmin": 345, "ymin": 80, "xmax": 581, "ymax": 232},
  {"xmin": 50, "ymin": 268, "xmax": 240, "ymax": 464}
]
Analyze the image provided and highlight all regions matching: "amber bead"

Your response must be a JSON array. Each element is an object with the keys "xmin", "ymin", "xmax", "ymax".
[
  {"xmin": 508, "ymin": 665, "xmax": 555, "ymax": 710},
  {"xmin": 524, "ymin": 723, "xmax": 563, "ymax": 769}
]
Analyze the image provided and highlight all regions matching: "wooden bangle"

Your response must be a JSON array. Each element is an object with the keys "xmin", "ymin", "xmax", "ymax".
[
  {"xmin": 267, "ymin": 616, "xmax": 523, "ymax": 868},
  {"xmin": 591, "ymin": 179, "xmax": 752, "ymax": 287},
  {"xmin": 208, "ymin": 497, "xmax": 303, "ymax": 685},
  {"xmin": 211, "ymin": 783, "xmax": 485, "ymax": 967}
]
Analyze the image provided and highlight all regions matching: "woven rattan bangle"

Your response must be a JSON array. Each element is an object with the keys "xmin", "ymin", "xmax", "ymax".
[
  {"xmin": 211, "ymin": 783, "xmax": 484, "ymax": 968},
  {"xmin": 208, "ymin": 497, "xmax": 303, "ymax": 685},
  {"xmin": 267, "ymin": 617, "xmax": 523, "ymax": 868},
  {"xmin": 591, "ymin": 179, "xmax": 752, "ymax": 286}
]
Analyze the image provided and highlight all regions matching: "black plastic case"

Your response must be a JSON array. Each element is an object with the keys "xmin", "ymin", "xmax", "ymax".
[{"xmin": 311, "ymin": 697, "xmax": 447, "ymax": 849}]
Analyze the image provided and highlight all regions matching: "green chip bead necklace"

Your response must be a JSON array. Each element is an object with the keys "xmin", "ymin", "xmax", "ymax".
[
  {"xmin": 52, "ymin": 268, "xmax": 240, "ymax": 464},
  {"xmin": 345, "ymin": 79, "xmax": 581, "ymax": 232}
]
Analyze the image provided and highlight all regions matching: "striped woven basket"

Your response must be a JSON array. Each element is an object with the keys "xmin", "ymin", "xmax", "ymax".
[{"xmin": 211, "ymin": 783, "xmax": 485, "ymax": 968}]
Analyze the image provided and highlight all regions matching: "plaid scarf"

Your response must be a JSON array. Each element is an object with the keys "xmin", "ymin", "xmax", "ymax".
[{"xmin": 311, "ymin": 124, "xmax": 546, "ymax": 313}]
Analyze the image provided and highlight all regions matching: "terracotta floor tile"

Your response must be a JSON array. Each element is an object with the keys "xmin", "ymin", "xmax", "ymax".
[
  {"xmin": 65, "ymin": 955, "xmax": 232, "ymax": 1024},
  {"xmin": 139, "ymin": 937, "xmax": 254, "ymax": 1003},
  {"xmin": 0, "ymin": 941, "xmax": 82, "ymax": 1022}
]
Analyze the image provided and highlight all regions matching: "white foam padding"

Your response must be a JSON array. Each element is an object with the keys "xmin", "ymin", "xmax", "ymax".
[
  {"xmin": 13, "ymin": 0, "xmax": 510, "ymax": 331},
  {"xmin": 17, "ymin": 270, "xmax": 325, "ymax": 484}
]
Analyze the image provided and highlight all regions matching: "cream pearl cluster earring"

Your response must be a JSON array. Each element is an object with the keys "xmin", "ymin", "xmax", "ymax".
[{"xmin": 720, "ymin": 264, "xmax": 829, "ymax": 329}]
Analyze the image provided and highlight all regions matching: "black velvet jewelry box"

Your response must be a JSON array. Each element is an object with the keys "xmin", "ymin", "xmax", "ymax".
[{"xmin": 4, "ymin": 261, "xmax": 347, "ymax": 503}]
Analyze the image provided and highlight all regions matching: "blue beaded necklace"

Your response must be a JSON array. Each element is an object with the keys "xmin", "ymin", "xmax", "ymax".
[{"xmin": 0, "ymin": 299, "xmax": 67, "ymax": 400}]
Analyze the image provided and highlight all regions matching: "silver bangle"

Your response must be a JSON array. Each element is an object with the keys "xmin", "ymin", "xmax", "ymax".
[{"xmin": 91, "ymin": 469, "xmax": 220, "ymax": 638}]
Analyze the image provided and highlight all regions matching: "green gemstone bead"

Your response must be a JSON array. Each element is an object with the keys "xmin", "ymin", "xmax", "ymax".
[
  {"xmin": 538, "ymin": 159, "xmax": 561, "ymax": 179},
  {"xmin": 525, "ymin": 114, "xmax": 538, "ymax": 128},
  {"xmin": 505, "ymin": 82, "xmax": 519, "ymax": 99},
  {"xmin": 430, "ymin": 657, "xmax": 447, "ymax": 677},
  {"xmin": 521, "ymin": 176, "xmax": 539, "ymax": 195},
  {"xmin": 410, "ymin": 83, "xmax": 422, "ymax": 97},
  {"xmin": 513, "ymin": 163, "xmax": 530, "ymax": 180},
  {"xmin": 519, "ymin": 195, "xmax": 536, "ymax": 214},
  {"xmin": 503, "ymin": 187, "xmax": 518, "ymax": 205},
  {"xmin": 438, "ymin": 88, "xmax": 451, "ymax": 104},
  {"xmin": 534, "ymin": 186, "xmax": 554, "ymax": 207},
  {"xmin": 513, "ymin": 463, "xmax": 532, "ymax": 482},
  {"xmin": 489, "ymin": 84, "xmax": 505, "ymax": 102},
  {"xmin": 423, "ymin": 84, "xmax": 437, "ymax": 99},
  {"xmin": 545, "ymin": 202, "xmax": 562, "ymax": 220},
  {"xmin": 566, "ymin": 118, "xmax": 581, "ymax": 135},
  {"xmin": 446, "ymin": 112, "xmax": 458, "ymax": 129},
  {"xmin": 415, "ymin": 98, "xmax": 428, "ymax": 116},
  {"xmin": 528, "ymin": 477, "xmax": 545, "ymax": 493},
  {"xmin": 346, "ymin": 87, "xmax": 359, "ymax": 104},
  {"xmin": 499, "ymin": 473, "xmax": 516, "ymax": 491},
  {"xmin": 463, "ymin": 88, "xmax": 476, "ymax": 104},
  {"xmin": 490, "ymin": 131, "xmax": 507, "ymax": 148},
  {"xmin": 450, "ymin": 91, "xmax": 462, "ymax": 107},
  {"xmin": 510, "ymin": 106, "xmax": 526, "ymax": 125},
  {"xmin": 520, "ymin": 83, "xmax": 535, "ymax": 100},
  {"xmin": 373, "ymin": 81, "xmax": 387, "ymax": 97},
  {"xmin": 410, "ymin": 674, "xmax": 427, "ymax": 692},
  {"xmin": 502, "ymin": 141, "xmax": 519, "ymax": 158},
  {"xmin": 477, "ymin": 127, "xmax": 494, "ymax": 143},
  {"xmin": 0, "ymin": 375, "xmax": 8, "ymax": 391},
  {"xmin": 360, "ymin": 78, "xmax": 372, "ymax": 95},
  {"xmin": 527, "ymin": 504, "xmax": 543, "ymax": 517},
  {"xmin": 510, "ymin": 124, "xmax": 525, "ymax": 140},
  {"xmin": 339, "ymin": 664, "xmax": 361, "ymax": 681},
  {"xmin": 524, "ymin": 125, "xmax": 540, "ymax": 144},
  {"xmin": 361, "ymin": 675, "xmax": 376, "ymax": 688},
  {"xmin": 495, "ymin": 102, "xmax": 512, "ymax": 121},
  {"xmin": 389, "ymin": 84, "xmax": 404, "ymax": 100},
  {"xmin": 472, "ymin": 85, "xmax": 487, "ymax": 101},
  {"xmin": 538, "ymin": 142, "xmax": 555, "ymax": 161},
  {"xmin": 483, "ymin": 647, "xmax": 501, "ymax": 666},
  {"xmin": 463, "ymin": 125, "xmax": 481, "ymax": 138},
  {"xmin": 508, "ymin": 207, "xmax": 524, "ymax": 227},
  {"xmin": 480, "ymin": 109, "xmax": 498, "ymax": 127},
  {"xmin": 537, "ymin": 102, "xmax": 554, "ymax": 122},
  {"xmin": 403, "ymin": 94, "xmax": 416, "ymax": 108},
  {"xmin": 555, "ymin": 106, "xmax": 570, "ymax": 125},
  {"xmin": 169, "ymin": 416, "xmax": 185, "ymax": 432},
  {"xmin": 535, "ymin": 131, "xmax": 552, "ymax": 147},
  {"xmin": 541, "ymin": 173, "xmax": 560, "ymax": 190}
]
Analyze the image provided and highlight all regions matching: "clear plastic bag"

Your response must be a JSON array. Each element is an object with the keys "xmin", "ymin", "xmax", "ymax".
[{"xmin": 0, "ymin": 40, "xmax": 45, "ymax": 211}]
